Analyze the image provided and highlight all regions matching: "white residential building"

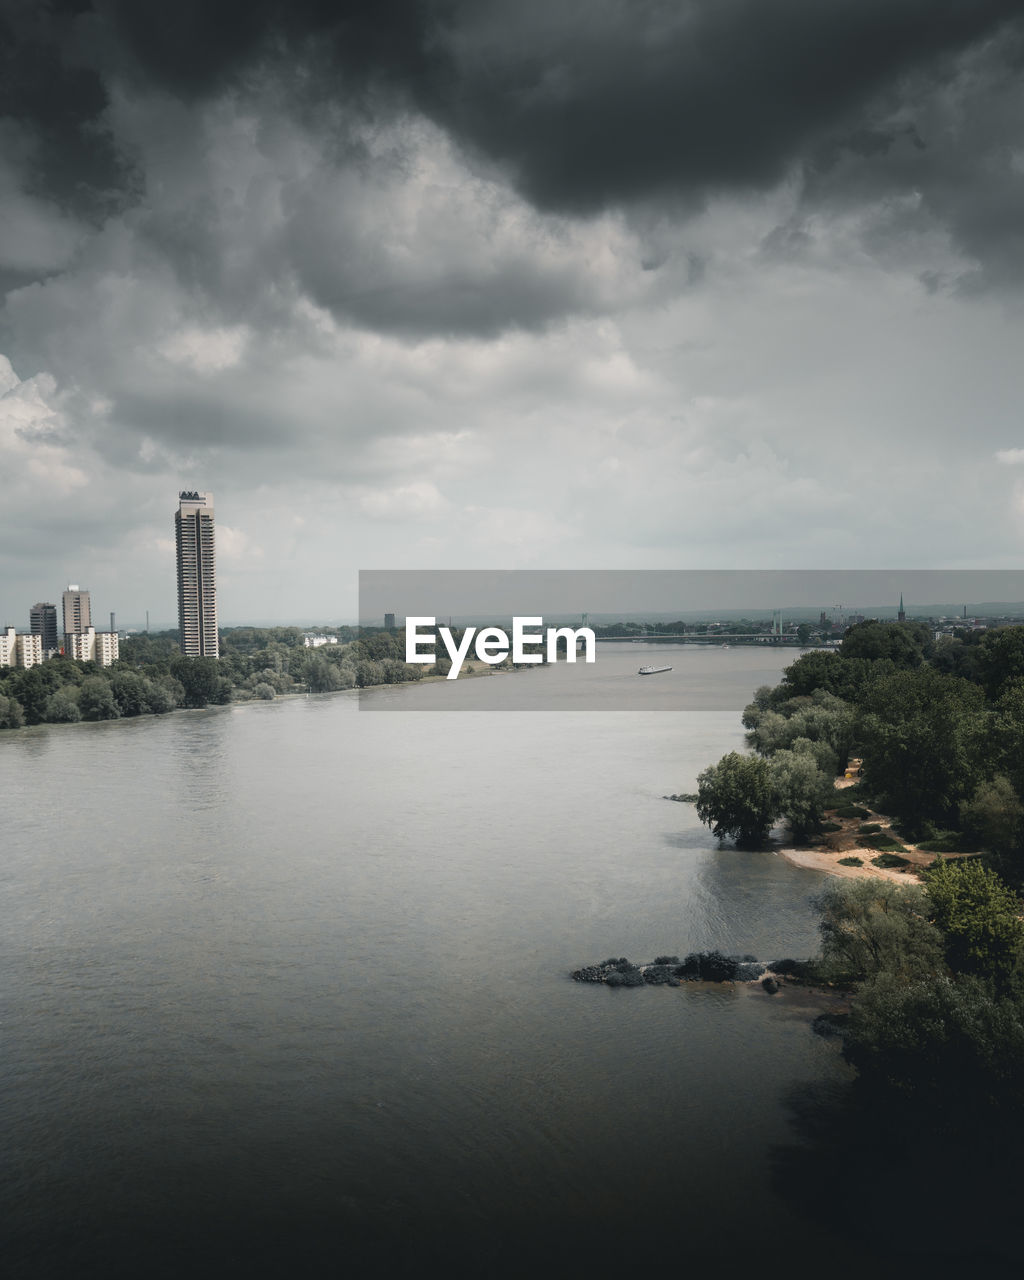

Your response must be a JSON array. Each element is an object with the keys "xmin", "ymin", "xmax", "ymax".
[
  {"xmin": 0, "ymin": 629, "xmax": 43, "ymax": 668},
  {"xmin": 67, "ymin": 627, "xmax": 119, "ymax": 666},
  {"xmin": 17, "ymin": 633, "xmax": 43, "ymax": 667},
  {"xmin": 95, "ymin": 630, "xmax": 119, "ymax": 666}
]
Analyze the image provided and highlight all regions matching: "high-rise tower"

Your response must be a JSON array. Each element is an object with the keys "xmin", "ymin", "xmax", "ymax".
[
  {"xmin": 62, "ymin": 585, "xmax": 91, "ymax": 643},
  {"xmin": 175, "ymin": 491, "xmax": 219, "ymax": 657},
  {"xmin": 30, "ymin": 602, "xmax": 58, "ymax": 654}
]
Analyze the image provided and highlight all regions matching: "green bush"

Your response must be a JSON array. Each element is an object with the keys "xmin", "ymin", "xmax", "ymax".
[
  {"xmin": 863, "ymin": 834, "xmax": 908, "ymax": 853},
  {"xmin": 821, "ymin": 820, "xmax": 843, "ymax": 832},
  {"xmin": 872, "ymin": 852, "xmax": 911, "ymax": 869},
  {"xmin": 838, "ymin": 856, "xmax": 864, "ymax": 867},
  {"xmin": 858, "ymin": 823, "xmax": 883, "ymax": 835},
  {"xmin": 829, "ymin": 798, "xmax": 870, "ymax": 819}
]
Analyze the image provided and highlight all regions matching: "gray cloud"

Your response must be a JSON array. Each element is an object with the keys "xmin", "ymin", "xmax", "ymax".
[
  {"xmin": 6, "ymin": 3, "xmax": 1023, "ymax": 212},
  {"xmin": 2, "ymin": 0, "xmax": 1023, "ymax": 340},
  {"xmin": 3, "ymin": 2, "xmax": 1024, "ymax": 624}
]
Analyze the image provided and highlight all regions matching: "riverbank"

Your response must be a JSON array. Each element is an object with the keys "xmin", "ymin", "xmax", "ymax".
[
  {"xmin": 775, "ymin": 843, "xmax": 920, "ymax": 881},
  {"xmin": 774, "ymin": 762, "xmax": 961, "ymax": 883}
]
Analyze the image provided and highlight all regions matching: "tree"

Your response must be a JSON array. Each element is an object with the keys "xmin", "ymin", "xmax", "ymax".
[
  {"xmin": 960, "ymin": 776, "xmax": 1023, "ymax": 858},
  {"xmin": 110, "ymin": 671, "xmax": 150, "ymax": 717},
  {"xmin": 924, "ymin": 858, "xmax": 1024, "ymax": 991},
  {"xmin": 978, "ymin": 625, "xmax": 1024, "ymax": 699},
  {"xmin": 3, "ymin": 665, "xmax": 62, "ymax": 724},
  {"xmin": 788, "ymin": 735, "xmax": 839, "ymax": 781},
  {"xmin": 857, "ymin": 666, "xmax": 987, "ymax": 833},
  {"xmin": 44, "ymin": 687, "xmax": 82, "ymax": 723},
  {"xmin": 930, "ymin": 632, "xmax": 985, "ymax": 683},
  {"xmin": 782, "ymin": 650, "xmax": 883, "ymax": 701},
  {"xmin": 782, "ymin": 650, "xmax": 844, "ymax": 697},
  {"xmin": 304, "ymin": 656, "xmax": 343, "ymax": 693},
  {"xmin": 840, "ymin": 620, "xmax": 932, "ymax": 668},
  {"xmin": 78, "ymin": 677, "xmax": 120, "ymax": 721},
  {"xmin": 119, "ymin": 631, "xmax": 179, "ymax": 665},
  {"xmin": 744, "ymin": 692, "xmax": 852, "ymax": 771},
  {"xmin": 695, "ymin": 752, "xmax": 777, "ymax": 848},
  {"xmin": 170, "ymin": 656, "xmax": 223, "ymax": 708},
  {"xmin": 143, "ymin": 679, "xmax": 176, "ymax": 714},
  {"xmin": 0, "ymin": 693, "xmax": 25, "ymax": 728},
  {"xmin": 842, "ymin": 973, "xmax": 1024, "ymax": 1110},
  {"xmin": 991, "ymin": 679, "xmax": 1024, "ymax": 799},
  {"xmin": 741, "ymin": 684, "xmax": 780, "ymax": 728},
  {"xmin": 770, "ymin": 749, "xmax": 833, "ymax": 841},
  {"xmin": 816, "ymin": 879, "xmax": 945, "ymax": 984}
]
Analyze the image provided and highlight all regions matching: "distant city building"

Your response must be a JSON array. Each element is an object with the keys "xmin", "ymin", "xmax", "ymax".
[
  {"xmin": 303, "ymin": 634, "xmax": 338, "ymax": 648},
  {"xmin": 0, "ymin": 626, "xmax": 16, "ymax": 666},
  {"xmin": 30, "ymin": 602, "xmax": 58, "ymax": 654},
  {"xmin": 1, "ymin": 628, "xmax": 43, "ymax": 668},
  {"xmin": 898, "ymin": 594, "xmax": 906, "ymax": 623},
  {"xmin": 18, "ymin": 633, "xmax": 43, "ymax": 667},
  {"xmin": 62, "ymin": 584, "xmax": 91, "ymax": 641},
  {"xmin": 384, "ymin": 613, "xmax": 396, "ymax": 632},
  {"xmin": 175, "ymin": 491, "xmax": 219, "ymax": 657},
  {"xmin": 68, "ymin": 626, "xmax": 119, "ymax": 666}
]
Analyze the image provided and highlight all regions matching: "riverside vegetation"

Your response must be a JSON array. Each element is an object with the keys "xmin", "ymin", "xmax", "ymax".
[
  {"xmin": 0, "ymin": 626, "xmax": 435, "ymax": 728},
  {"xmin": 691, "ymin": 620, "xmax": 1024, "ymax": 1168}
]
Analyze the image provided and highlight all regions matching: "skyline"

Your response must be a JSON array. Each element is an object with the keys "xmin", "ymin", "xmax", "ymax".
[
  {"xmin": 3, "ymin": 3, "xmax": 1024, "ymax": 622},
  {"xmin": 8, "ymin": 557, "xmax": 1024, "ymax": 634}
]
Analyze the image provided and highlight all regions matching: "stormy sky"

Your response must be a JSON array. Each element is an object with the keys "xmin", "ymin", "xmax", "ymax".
[{"xmin": 2, "ymin": 0, "xmax": 1024, "ymax": 625}]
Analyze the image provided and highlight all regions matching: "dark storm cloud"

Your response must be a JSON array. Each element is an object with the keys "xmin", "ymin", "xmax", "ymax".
[
  {"xmin": 798, "ymin": 25, "xmax": 1024, "ymax": 289},
  {"xmin": 4, "ymin": 0, "xmax": 1022, "ymax": 213},
  {"xmin": 0, "ymin": 0, "xmax": 123, "ymax": 215},
  {"xmin": 424, "ymin": 0, "xmax": 1024, "ymax": 213},
  {"xmin": 4, "ymin": 0, "xmax": 1024, "ymax": 350}
]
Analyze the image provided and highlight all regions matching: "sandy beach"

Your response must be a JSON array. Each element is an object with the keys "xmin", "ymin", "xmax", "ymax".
[{"xmin": 773, "ymin": 761, "xmax": 948, "ymax": 883}]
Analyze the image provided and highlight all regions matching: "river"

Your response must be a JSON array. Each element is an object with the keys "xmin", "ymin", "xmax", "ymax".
[{"xmin": 2, "ymin": 645, "xmax": 857, "ymax": 1275}]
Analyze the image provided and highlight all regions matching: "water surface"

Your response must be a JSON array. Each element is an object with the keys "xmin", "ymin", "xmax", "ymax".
[{"xmin": 2, "ymin": 649, "xmax": 855, "ymax": 1275}]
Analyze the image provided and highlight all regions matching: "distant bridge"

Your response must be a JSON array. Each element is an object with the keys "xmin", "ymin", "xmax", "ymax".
[{"xmin": 593, "ymin": 634, "xmax": 809, "ymax": 645}]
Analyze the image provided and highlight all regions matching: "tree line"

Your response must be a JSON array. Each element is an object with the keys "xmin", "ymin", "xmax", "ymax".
[
  {"xmin": 693, "ymin": 618, "xmax": 1024, "ymax": 1163},
  {"xmin": 696, "ymin": 619, "xmax": 1024, "ymax": 880},
  {"xmin": 0, "ymin": 627, "xmax": 431, "ymax": 727}
]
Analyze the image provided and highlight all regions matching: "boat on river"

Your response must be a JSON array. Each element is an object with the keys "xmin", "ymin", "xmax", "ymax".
[{"xmin": 638, "ymin": 665, "xmax": 672, "ymax": 675}]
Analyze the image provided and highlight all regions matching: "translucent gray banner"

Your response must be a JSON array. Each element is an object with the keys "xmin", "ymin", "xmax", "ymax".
[{"xmin": 357, "ymin": 569, "xmax": 1024, "ymax": 711}]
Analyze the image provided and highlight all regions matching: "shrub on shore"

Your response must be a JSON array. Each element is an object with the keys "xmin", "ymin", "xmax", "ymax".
[{"xmin": 872, "ymin": 852, "xmax": 911, "ymax": 869}]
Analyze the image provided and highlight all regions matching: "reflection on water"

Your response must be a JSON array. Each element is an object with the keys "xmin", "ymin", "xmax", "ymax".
[{"xmin": 2, "ymin": 652, "xmax": 887, "ymax": 1276}]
